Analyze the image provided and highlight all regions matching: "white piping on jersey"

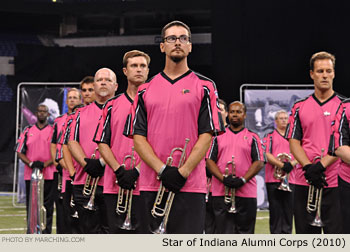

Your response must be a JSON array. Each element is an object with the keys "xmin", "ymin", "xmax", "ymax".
[
  {"xmin": 74, "ymin": 112, "xmax": 80, "ymax": 141},
  {"xmin": 203, "ymin": 86, "xmax": 214, "ymax": 131},
  {"xmin": 252, "ymin": 136, "xmax": 261, "ymax": 161},
  {"xmin": 100, "ymin": 106, "xmax": 112, "ymax": 142},
  {"xmin": 132, "ymin": 89, "xmax": 146, "ymax": 134},
  {"xmin": 291, "ymin": 108, "xmax": 300, "ymax": 139},
  {"xmin": 208, "ymin": 136, "xmax": 217, "ymax": 160},
  {"xmin": 338, "ymin": 108, "xmax": 346, "ymax": 147}
]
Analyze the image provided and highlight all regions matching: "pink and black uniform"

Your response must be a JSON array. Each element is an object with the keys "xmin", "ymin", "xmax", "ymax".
[
  {"xmin": 263, "ymin": 129, "xmax": 295, "ymax": 234},
  {"xmin": 68, "ymin": 101, "xmax": 108, "ymax": 234},
  {"xmin": 52, "ymin": 113, "xmax": 70, "ymax": 193},
  {"xmin": 207, "ymin": 127, "xmax": 264, "ymax": 233},
  {"xmin": 285, "ymin": 93, "xmax": 344, "ymax": 234},
  {"xmin": 329, "ymin": 98, "xmax": 350, "ymax": 233},
  {"xmin": 15, "ymin": 123, "xmax": 56, "ymax": 234},
  {"xmin": 125, "ymin": 70, "xmax": 224, "ymax": 233},
  {"xmin": 51, "ymin": 113, "xmax": 68, "ymax": 234},
  {"xmin": 93, "ymin": 93, "xmax": 141, "ymax": 233}
]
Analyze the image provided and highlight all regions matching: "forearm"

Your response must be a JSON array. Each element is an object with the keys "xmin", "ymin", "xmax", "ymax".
[
  {"xmin": 133, "ymin": 134, "xmax": 164, "ymax": 173},
  {"xmin": 50, "ymin": 143, "xmax": 58, "ymax": 166},
  {"xmin": 243, "ymin": 160, "xmax": 264, "ymax": 181},
  {"xmin": 43, "ymin": 159, "xmax": 53, "ymax": 168},
  {"xmin": 206, "ymin": 159, "xmax": 224, "ymax": 182},
  {"xmin": 17, "ymin": 152, "xmax": 31, "ymax": 166},
  {"xmin": 266, "ymin": 152, "xmax": 284, "ymax": 168},
  {"xmin": 289, "ymin": 139, "xmax": 311, "ymax": 167},
  {"xmin": 68, "ymin": 140, "xmax": 87, "ymax": 168},
  {"xmin": 179, "ymin": 132, "xmax": 212, "ymax": 178},
  {"xmin": 98, "ymin": 143, "xmax": 121, "ymax": 171},
  {"xmin": 320, "ymin": 154, "xmax": 338, "ymax": 168},
  {"xmin": 62, "ymin": 144, "xmax": 76, "ymax": 176},
  {"xmin": 335, "ymin": 146, "xmax": 350, "ymax": 164}
]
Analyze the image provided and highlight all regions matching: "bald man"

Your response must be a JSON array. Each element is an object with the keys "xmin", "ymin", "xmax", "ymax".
[{"xmin": 68, "ymin": 68, "xmax": 118, "ymax": 233}]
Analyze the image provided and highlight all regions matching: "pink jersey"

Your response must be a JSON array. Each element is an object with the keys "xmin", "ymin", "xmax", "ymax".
[
  {"xmin": 68, "ymin": 102, "xmax": 103, "ymax": 186},
  {"xmin": 286, "ymin": 93, "xmax": 345, "ymax": 187},
  {"xmin": 263, "ymin": 129, "xmax": 296, "ymax": 184},
  {"xmin": 16, "ymin": 124, "xmax": 56, "ymax": 180},
  {"xmin": 207, "ymin": 127, "xmax": 264, "ymax": 198},
  {"xmin": 94, "ymin": 93, "xmax": 141, "ymax": 195},
  {"xmin": 52, "ymin": 113, "xmax": 72, "ymax": 193},
  {"xmin": 330, "ymin": 99, "xmax": 350, "ymax": 183},
  {"xmin": 125, "ymin": 70, "xmax": 224, "ymax": 193}
]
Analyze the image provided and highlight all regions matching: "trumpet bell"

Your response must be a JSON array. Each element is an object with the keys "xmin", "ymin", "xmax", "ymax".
[{"xmin": 119, "ymin": 214, "xmax": 135, "ymax": 230}]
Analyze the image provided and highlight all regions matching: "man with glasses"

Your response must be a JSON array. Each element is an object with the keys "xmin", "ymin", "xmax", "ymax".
[{"xmin": 124, "ymin": 20, "xmax": 224, "ymax": 233}]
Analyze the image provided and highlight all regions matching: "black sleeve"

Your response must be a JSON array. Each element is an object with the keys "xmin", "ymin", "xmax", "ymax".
[
  {"xmin": 94, "ymin": 106, "xmax": 112, "ymax": 146},
  {"xmin": 133, "ymin": 90, "xmax": 148, "ymax": 137},
  {"xmin": 289, "ymin": 109, "xmax": 303, "ymax": 140},
  {"xmin": 51, "ymin": 123, "xmax": 58, "ymax": 144},
  {"xmin": 198, "ymin": 86, "xmax": 215, "ymax": 135},
  {"xmin": 208, "ymin": 136, "xmax": 218, "ymax": 162},
  {"xmin": 251, "ymin": 136, "xmax": 262, "ymax": 162},
  {"xmin": 339, "ymin": 111, "xmax": 350, "ymax": 146}
]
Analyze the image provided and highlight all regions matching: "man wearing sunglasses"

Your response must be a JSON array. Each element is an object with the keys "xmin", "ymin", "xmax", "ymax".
[{"xmin": 125, "ymin": 20, "xmax": 224, "ymax": 233}]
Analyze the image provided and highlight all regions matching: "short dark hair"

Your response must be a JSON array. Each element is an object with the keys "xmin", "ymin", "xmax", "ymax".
[
  {"xmin": 161, "ymin": 20, "xmax": 191, "ymax": 40},
  {"xmin": 79, "ymin": 76, "xmax": 94, "ymax": 89},
  {"xmin": 218, "ymin": 98, "xmax": 228, "ymax": 112},
  {"xmin": 310, "ymin": 51, "xmax": 335, "ymax": 71},
  {"xmin": 123, "ymin": 50, "xmax": 151, "ymax": 67}
]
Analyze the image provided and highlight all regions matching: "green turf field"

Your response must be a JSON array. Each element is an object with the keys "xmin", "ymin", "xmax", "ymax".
[{"xmin": 0, "ymin": 194, "xmax": 271, "ymax": 234}]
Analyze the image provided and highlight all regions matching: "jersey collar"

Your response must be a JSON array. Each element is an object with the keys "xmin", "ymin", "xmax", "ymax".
[
  {"xmin": 312, "ymin": 92, "xmax": 336, "ymax": 106},
  {"xmin": 124, "ymin": 92, "xmax": 134, "ymax": 104},
  {"xmin": 94, "ymin": 101, "xmax": 104, "ymax": 110},
  {"xmin": 161, "ymin": 70, "xmax": 192, "ymax": 84},
  {"xmin": 35, "ymin": 123, "xmax": 49, "ymax": 131},
  {"xmin": 228, "ymin": 126, "xmax": 245, "ymax": 134}
]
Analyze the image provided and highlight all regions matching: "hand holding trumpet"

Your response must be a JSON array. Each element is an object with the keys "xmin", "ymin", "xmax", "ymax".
[
  {"xmin": 303, "ymin": 162, "xmax": 328, "ymax": 188},
  {"xmin": 159, "ymin": 165, "xmax": 187, "ymax": 193},
  {"xmin": 115, "ymin": 165, "xmax": 139, "ymax": 190},
  {"xmin": 83, "ymin": 157, "xmax": 105, "ymax": 178},
  {"xmin": 223, "ymin": 176, "xmax": 245, "ymax": 189}
]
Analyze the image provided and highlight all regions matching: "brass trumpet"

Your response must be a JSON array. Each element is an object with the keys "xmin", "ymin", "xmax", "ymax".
[
  {"xmin": 83, "ymin": 147, "xmax": 100, "ymax": 211},
  {"xmin": 224, "ymin": 156, "xmax": 237, "ymax": 214},
  {"xmin": 151, "ymin": 138, "xmax": 190, "ymax": 234},
  {"xmin": 115, "ymin": 146, "xmax": 136, "ymax": 230},
  {"xmin": 306, "ymin": 148, "xmax": 325, "ymax": 227},
  {"xmin": 274, "ymin": 153, "xmax": 293, "ymax": 192},
  {"xmin": 82, "ymin": 148, "xmax": 99, "ymax": 196}
]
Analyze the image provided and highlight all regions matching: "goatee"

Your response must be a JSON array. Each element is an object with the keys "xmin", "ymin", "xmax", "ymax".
[{"xmin": 170, "ymin": 55, "xmax": 185, "ymax": 63}]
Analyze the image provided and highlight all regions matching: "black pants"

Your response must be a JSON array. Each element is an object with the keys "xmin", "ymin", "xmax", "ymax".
[
  {"xmin": 136, "ymin": 191, "xmax": 206, "ymax": 234},
  {"xmin": 266, "ymin": 182, "xmax": 294, "ymax": 234},
  {"xmin": 104, "ymin": 193, "xmax": 140, "ymax": 233},
  {"xmin": 52, "ymin": 172, "xmax": 64, "ymax": 233},
  {"xmin": 338, "ymin": 176, "xmax": 350, "ymax": 233},
  {"xmin": 25, "ymin": 179, "xmax": 54, "ymax": 234},
  {"xmin": 205, "ymin": 193, "xmax": 216, "ymax": 234},
  {"xmin": 212, "ymin": 196, "xmax": 257, "ymax": 234},
  {"xmin": 62, "ymin": 180, "xmax": 80, "ymax": 233},
  {"xmin": 72, "ymin": 184, "xmax": 109, "ymax": 234},
  {"xmin": 293, "ymin": 184, "xmax": 343, "ymax": 234}
]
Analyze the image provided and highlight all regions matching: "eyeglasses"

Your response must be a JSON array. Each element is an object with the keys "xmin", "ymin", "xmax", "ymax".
[{"xmin": 163, "ymin": 35, "xmax": 191, "ymax": 44}]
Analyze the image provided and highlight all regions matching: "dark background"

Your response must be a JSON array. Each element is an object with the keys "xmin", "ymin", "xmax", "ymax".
[{"xmin": 0, "ymin": 0, "xmax": 349, "ymax": 190}]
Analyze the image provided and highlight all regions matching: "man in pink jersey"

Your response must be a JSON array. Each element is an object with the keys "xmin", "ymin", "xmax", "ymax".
[
  {"xmin": 329, "ymin": 99, "xmax": 350, "ymax": 233},
  {"xmin": 125, "ymin": 21, "xmax": 224, "ymax": 233},
  {"xmin": 264, "ymin": 110, "xmax": 296, "ymax": 233},
  {"xmin": 50, "ymin": 88, "xmax": 82, "ymax": 233},
  {"xmin": 206, "ymin": 101, "xmax": 264, "ymax": 233},
  {"xmin": 205, "ymin": 98, "xmax": 228, "ymax": 234},
  {"xmin": 67, "ymin": 68, "xmax": 117, "ymax": 233},
  {"xmin": 94, "ymin": 50, "xmax": 150, "ymax": 233},
  {"xmin": 286, "ymin": 51, "xmax": 344, "ymax": 233},
  {"xmin": 16, "ymin": 104, "xmax": 55, "ymax": 234}
]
